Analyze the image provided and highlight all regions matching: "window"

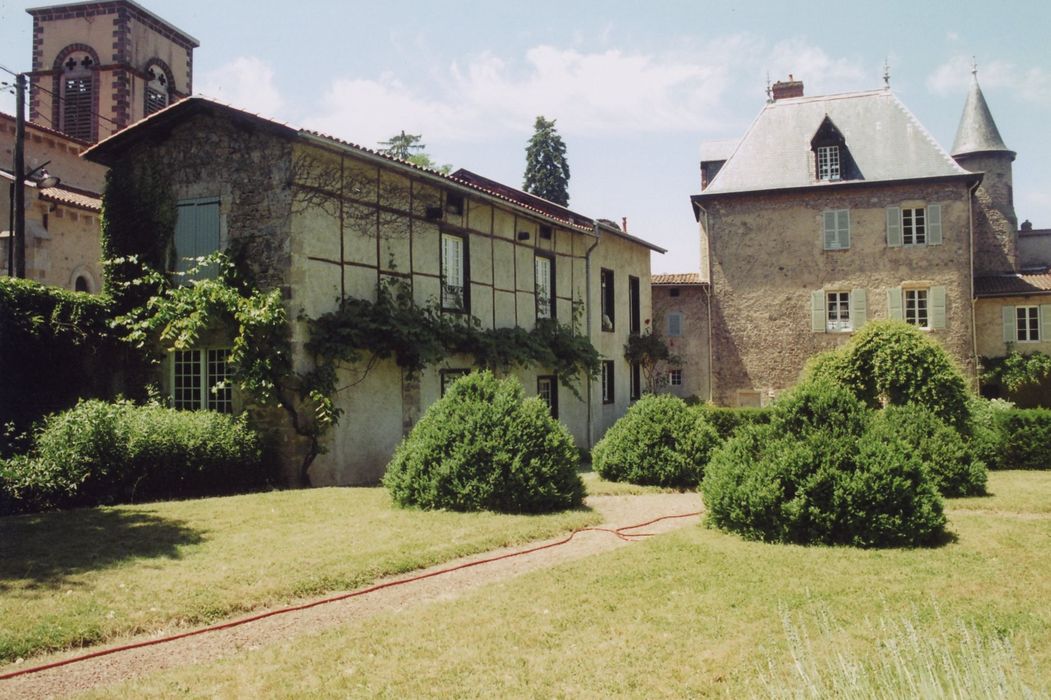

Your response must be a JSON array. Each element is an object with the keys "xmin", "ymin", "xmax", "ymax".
[
  {"xmin": 60, "ymin": 53, "xmax": 94, "ymax": 141},
  {"xmin": 669, "ymin": 369, "xmax": 683, "ymax": 387},
  {"xmin": 1017, "ymin": 306, "xmax": 1040, "ymax": 342},
  {"xmin": 601, "ymin": 360, "xmax": 615, "ymax": 404},
  {"xmin": 535, "ymin": 254, "xmax": 555, "ymax": 320},
  {"xmin": 174, "ymin": 198, "xmax": 221, "ymax": 280},
  {"xmin": 440, "ymin": 369, "xmax": 470, "ymax": 396},
  {"xmin": 600, "ymin": 269, "xmax": 615, "ymax": 331},
  {"xmin": 441, "ymin": 233, "xmax": 468, "ymax": 312},
  {"xmin": 822, "ymin": 209, "xmax": 850, "ymax": 250},
  {"xmin": 887, "ymin": 205, "xmax": 942, "ymax": 247},
  {"xmin": 628, "ymin": 276, "xmax": 641, "ymax": 334},
  {"xmin": 446, "ymin": 193, "xmax": 464, "ymax": 215},
  {"xmin": 537, "ymin": 375, "xmax": 558, "ymax": 418},
  {"xmin": 667, "ymin": 312, "xmax": 683, "ymax": 337},
  {"xmin": 669, "ymin": 288, "xmax": 680, "ymax": 298},
  {"xmin": 539, "ymin": 225, "xmax": 553, "ymax": 240},
  {"xmin": 904, "ymin": 289, "xmax": 929, "ymax": 328},
  {"xmin": 172, "ymin": 349, "xmax": 232, "ymax": 413},
  {"xmin": 144, "ymin": 64, "xmax": 169, "ymax": 116},
  {"xmin": 74, "ymin": 275, "xmax": 91, "ymax": 293},
  {"xmin": 826, "ymin": 291, "xmax": 851, "ymax": 331},
  {"xmin": 817, "ymin": 145, "xmax": 840, "ymax": 181},
  {"xmin": 630, "ymin": 363, "xmax": 641, "ymax": 400},
  {"xmin": 903, "ymin": 208, "xmax": 926, "ymax": 245}
]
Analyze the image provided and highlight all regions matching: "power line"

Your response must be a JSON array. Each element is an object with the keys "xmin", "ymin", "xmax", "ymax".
[{"xmin": 0, "ymin": 63, "xmax": 125, "ymax": 130}]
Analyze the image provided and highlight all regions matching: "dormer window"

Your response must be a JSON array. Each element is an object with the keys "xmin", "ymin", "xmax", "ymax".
[{"xmin": 817, "ymin": 145, "xmax": 840, "ymax": 181}]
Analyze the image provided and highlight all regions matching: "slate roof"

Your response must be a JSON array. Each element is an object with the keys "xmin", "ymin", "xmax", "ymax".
[
  {"xmin": 698, "ymin": 89, "xmax": 971, "ymax": 197},
  {"xmin": 698, "ymin": 139, "xmax": 738, "ymax": 163},
  {"xmin": 974, "ymin": 270, "xmax": 1051, "ymax": 298},
  {"xmin": 951, "ymin": 76, "xmax": 1013, "ymax": 157},
  {"xmin": 652, "ymin": 272, "xmax": 705, "ymax": 286}
]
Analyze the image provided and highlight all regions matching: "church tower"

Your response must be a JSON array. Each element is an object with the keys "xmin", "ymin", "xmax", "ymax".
[
  {"xmin": 951, "ymin": 68, "xmax": 1018, "ymax": 274},
  {"xmin": 27, "ymin": 1, "xmax": 198, "ymax": 144}
]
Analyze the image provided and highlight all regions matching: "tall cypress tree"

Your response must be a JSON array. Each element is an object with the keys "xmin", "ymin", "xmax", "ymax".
[{"xmin": 523, "ymin": 116, "xmax": 570, "ymax": 206}]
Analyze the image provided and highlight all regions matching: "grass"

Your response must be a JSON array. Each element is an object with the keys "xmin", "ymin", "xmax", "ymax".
[
  {"xmin": 92, "ymin": 470, "xmax": 1051, "ymax": 698},
  {"xmin": 578, "ymin": 470, "xmax": 681, "ymax": 496},
  {"xmin": 0, "ymin": 487, "xmax": 599, "ymax": 663}
]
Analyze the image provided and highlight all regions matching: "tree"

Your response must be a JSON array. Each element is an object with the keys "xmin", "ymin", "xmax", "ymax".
[
  {"xmin": 523, "ymin": 116, "xmax": 570, "ymax": 206},
  {"xmin": 377, "ymin": 131, "xmax": 451, "ymax": 174}
]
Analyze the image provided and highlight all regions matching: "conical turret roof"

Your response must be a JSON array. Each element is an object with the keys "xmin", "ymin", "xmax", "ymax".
[{"xmin": 951, "ymin": 74, "xmax": 1013, "ymax": 157}]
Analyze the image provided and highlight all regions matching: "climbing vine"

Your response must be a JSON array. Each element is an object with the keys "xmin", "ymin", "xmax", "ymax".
[
  {"xmin": 624, "ymin": 328, "xmax": 679, "ymax": 392},
  {"xmin": 981, "ymin": 350, "xmax": 1051, "ymax": 392}
]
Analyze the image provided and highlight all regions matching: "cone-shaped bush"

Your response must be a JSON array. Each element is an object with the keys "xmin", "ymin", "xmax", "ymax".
[
  {"xmin": 592, "ymin": 393, "xmax": 720, "ymax": 488},
  {"xmin": 383, "ymin": 371, "xmax": 584, "ymax": 513}
]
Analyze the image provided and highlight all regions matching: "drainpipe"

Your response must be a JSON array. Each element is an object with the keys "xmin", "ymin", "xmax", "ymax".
[
  {"xmin": 584, "ymin": 222, "xmax": 601, "ymax": 449},
  {"xmin": 968, "ymin": 177, "xmax": 982, "ymax": 392}
]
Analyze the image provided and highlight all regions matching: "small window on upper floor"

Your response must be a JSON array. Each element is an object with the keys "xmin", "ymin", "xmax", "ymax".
[
  {"xmin": 446, "ymin": 193, "xmax": 464, "ymax": 216},
  {"xmin": 441, "ymin": 232, "xmax": 469, "ymax": 313},
  {"xmin": 60, "ymin": 53, "xmax": 95, "ymax": 142},
  {"xmin": 810, "ymin": 115, "xmax": 857, "ymax": 183},
  {"xmin": 817, "ymin": 145, "xmax": 840, "ymax": 181},
  {"xmin": 823, "ymin": 209, "xmax": 850, "ymax": 250},
  {"xmin": 886, "ymin": 205, "xmax": 942, "ymax": 247},
  {"xmin": 173, "ymin": 198, "xmax": 221, "ymax": 281},
  {"xmin": 600, "ymin": 268, "xmax": 615, "ymax": 332},
  {"xmin": 667, "ymin": 312, "xmax": 683, "ymax": 337}
]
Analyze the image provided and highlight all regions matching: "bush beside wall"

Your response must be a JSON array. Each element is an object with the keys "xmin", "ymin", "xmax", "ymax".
[{"xmin": 998, "ymin": 408, "xmax": 1051, "ymax": 469}]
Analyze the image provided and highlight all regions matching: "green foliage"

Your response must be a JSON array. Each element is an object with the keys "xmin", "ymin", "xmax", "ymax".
[
  {"xmin": 966, "ymin": 397, "xmax": 1012, "ymax": 470},
  {"xmin": 0, "ymin": 278, "xmax": 121, "ymax": 451},
  {"xmin": 1, "ymin": 400, "xmax": 265, "ymax": 513},
  {"xmin": 624, "ymin": 330, "xmax": 679, "ymax": 392},
  {"xmin": 697, "ymin": 405, "xmax": 773, "ymax": 440},
  {"xmin": 805, "ymin": 320, "xmax": 972, "ymax": 430},
  {"xmin": 592, "ymin": 394, "xmax": 720, "ymax": 488},
  {"xmin": 523, "ymin": 115, "xmax": 570, "ymax": 206},
  {"xmin": 702, "ymin": 382, "xmax": 947, "ymax": 548},
  {"xmin": 998, "ymin": 408, "xmax": 1051, "ymax": 469},
  {"xmin": 869, "ymin": 404, "xmax": 987, "ymax": 496},
  {"xmin": 377, "ymin": 130, "xmax": 451, "ymax": 173},
  {"xmin": 383, "ymin": 372, "xmax": 584, "ymax": 513},
  {"xmin": 981, "ymin": 351, "xmax": 1051, "ymax": 392}
]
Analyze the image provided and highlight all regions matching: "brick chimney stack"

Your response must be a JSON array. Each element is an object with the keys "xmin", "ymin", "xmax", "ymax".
[{"xmin": 771, "ymin": 74, "xmax": 804, "ymax": 101}]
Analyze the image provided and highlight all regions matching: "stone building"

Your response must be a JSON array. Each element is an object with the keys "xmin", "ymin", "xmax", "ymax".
[
  {"xmin": 651, "ymin": 273, "xmax": 709, "ymax": 401},
  {"xmin": 683, "ymin": 74, "xmax": 1049, "ymax": 406},
  {"xmin": 84, "ymin": 97, "xmax": 663, "ymax": 485}
]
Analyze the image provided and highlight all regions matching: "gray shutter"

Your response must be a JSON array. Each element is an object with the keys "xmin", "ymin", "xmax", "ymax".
[
  {"xmin": 927, "ymin": 204, "xmax": 942, "ymax": 245},
  {"xmin": 823, "ymin": 211, "xmax": 836, "ymax": 249},
  {"xmin": 195, "ymin": 201, "xmax": 220, "ymax": 279},
  {"xmin": 838, "ymin": 209, "xmax": 850, "ymax": 249},
  {"xmin": 1003, "ymin": 306, "xmax": 1016, "ymax": 343},
  {"xmin": 173, "ymin": 203, "xmax": 196, "ymax": 274},
  {"xmin": 850, "ymin": 288, "xmax": 867, "ymax": 330},
  {"xmin": 811, "ymin": 290, "xmax": 825, "ymax": 332},
  {"xmin": 886, "ymin": 207, "xmax": 902, "ymax": 247},
  {"xmin": 1041, "ymin": 305, "xmax": 1051, "ymax": 342},
  {"xmin": 929, "ymin": 286, "xmax": 946, "ymax": 329},
  {"xmin": 887, "ymin": 287, "xmax": 903, "ymax": 320}
]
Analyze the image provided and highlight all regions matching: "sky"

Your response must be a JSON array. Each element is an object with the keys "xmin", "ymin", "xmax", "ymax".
[{"xmin": 1, "ymin": 0, "xmax": 1049, "ymax": 273}]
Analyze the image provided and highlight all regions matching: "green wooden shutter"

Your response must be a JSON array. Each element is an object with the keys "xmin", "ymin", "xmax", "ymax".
[
  {"xmin": 173, "ymin": 203, "xmax": 196, "ymax": 275},
  {"xmin": 1040, "ymin": 305, "xmax": 1051, "ymax": 342},
  {"xmin": 887, "ymin": 287, "xmax": 903, "ymax": 320},
  {"xmin": 929, "ymin": 286, "xmax": 946, "ymax": 329},
  {"xmin": 850, "ymin": 288, "xmax": 867, "ymax": 330},
  {"xmin": 886, "ymin": 207, "xmax": 902, "ymax": 247},
  {"xmin": 1002, "ymin": 306, "xmax": 1016, "ymax": 343},
  {"xmin": 195, "ymin": 201, "xmax": 220, "ymax": 279},
  {"xmin": 927, "ymin": 204, "xmax": 942, "ymax": 245},
  {"xmin": 811, "ymin": 290, "xmax": 825, "ymax": 332},
  {"xmin": 838, "ymin": 210, "xmax": 850, "ymax": 249},
  {"xmin": 823, "ymin": 211, "xmax": 836, "ymax": 249}
]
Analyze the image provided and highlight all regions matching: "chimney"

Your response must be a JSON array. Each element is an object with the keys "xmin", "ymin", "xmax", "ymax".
[
  {"xmin": 771, "ymin": 74, "xmax": 804, "ymax": 101},
  {"xmin": 621, "ymin": 216, "xmax": 628, "ymax": 232}
]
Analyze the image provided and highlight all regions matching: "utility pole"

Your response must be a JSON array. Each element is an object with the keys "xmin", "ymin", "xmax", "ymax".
[{"xmin": 13, "ymin": 72, "xmax": 26, "ymax": 278}]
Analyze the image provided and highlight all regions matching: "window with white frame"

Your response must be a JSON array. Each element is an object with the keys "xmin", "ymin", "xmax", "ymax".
[
  {"xmin": 826, "ymin": 291, "xmax": 851, "ymax": 331},
  {"xmin": 822, "ymin": 209, "xmax": 850, "ymax": 250},
  {"xmin": 601, "ymin": 360, "xmax": 615, "ymax": 404},
  {"xmin": 172, "ymin": 348, "xmax": 232, "ymax": 413},
  {"xmin": 1016, "ymin": 306, "xmax": 1040, "ymax": 342},
  {"xmin": 669, "ymin": 369, "xmax": 683, "ymax": 387},
  {"xmin": 173, "ymin": 198, "xmax": 221, "ymax": 280},
  {"xmin": 441, "ymin": 233, "xmax": 467, "ymax": 312},
  {"xmin": 667, "ymin": 312, "xmax": 683, "ymax": 337},
  {"xmin": 817, "ymin": 145, "xmax": 840, "ymax": 181},
  {"xmin": 904, "ymin": 289, "xmax": 929, "ymax": 328},
  {"xmin": 902, "ymin": 207, "xmax": 926, "ymax": 245},
  {"xmin": 886, "ymin": 204, "xmax": 942, "ymax": 248},
  {"xmin": 535, "ymin": 254, "xmax": 554, "ymax": 319}
]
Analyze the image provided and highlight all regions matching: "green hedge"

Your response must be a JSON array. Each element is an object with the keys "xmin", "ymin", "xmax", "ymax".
[
  {"xmin": 1, "ymin": 400, "xmax": 266, "ymax": 513},
  {"xmin": 697, "ymin": 406, "xmax": 773, "ymax": 440},
  {"xmin": 384, "ymin": 371, "xmax": 584, "ymax": 513},
  {"xmin": 998, "ymin": 408, "xmax": 1051, "ymax": 469}
]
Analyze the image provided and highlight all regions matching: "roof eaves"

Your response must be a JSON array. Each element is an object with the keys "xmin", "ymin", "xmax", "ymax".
[{"xmin": 692, "ymin": 171, "xmax": 982, "ymax": 203}]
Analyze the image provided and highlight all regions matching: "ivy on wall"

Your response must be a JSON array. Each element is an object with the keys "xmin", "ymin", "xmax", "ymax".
[{"xmin": 981, "ymin": 351, "xmax": 1051, "ymax": 392}]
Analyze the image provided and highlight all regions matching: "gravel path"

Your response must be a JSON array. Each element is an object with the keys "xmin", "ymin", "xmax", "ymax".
[{"xmin": 0, "ymin": 492, "xmax": 702, "ymax": 699}]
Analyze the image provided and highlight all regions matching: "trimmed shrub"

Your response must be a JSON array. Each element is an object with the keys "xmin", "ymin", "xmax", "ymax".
[
  {"xmin": 869, "ymin": 404, "xmax": 987, "ymax": 496},
  {"xmin": 770, "ymin": 380, "xmax": 870, "ymax": 440},
  {"xmin": 592, "ymin": 394, "xmax": 720, "ymax": 488},
  {"xmin": 699, "ymin": 405, "xmax": 773, "ymax": 440},
  {"xmin": 1, "ymin": 400, "xmax": 265, "ymax": 513},
  {"xmin": 805, "ymin": 320, "xmax": 972, "ymax": 430},
  {"xmin": 999, "ymin": 408, "xmax": 1051, "ymax": 469},
  {"xmin": 966, "ymin": 397, "xmax": 1011, "ymax": 470},
  {"xmin": 384, "ymin": 371, "xmax": 584, "ymax": 513}
]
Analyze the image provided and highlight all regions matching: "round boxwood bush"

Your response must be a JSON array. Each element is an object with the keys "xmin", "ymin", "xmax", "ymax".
[
  {"xmin": 383, "ymin": 371, "xmax": 584, "ymax": 513},
  {"xmin": 869, "ymin": 404, "xmax": 987, "ymax": 497},
  {"xmin": 769, "ymin": 379, "xmax": 870, "ymax": 440},
  {"xmin": 592, "ymin": 394, "xmax": 720, "ymax": 488}
]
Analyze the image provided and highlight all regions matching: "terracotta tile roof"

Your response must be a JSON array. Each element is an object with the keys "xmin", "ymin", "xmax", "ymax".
[
  {"xmin": 652, "ymin": 272, "xmax": 705, "ymax": 286},
  {"xmin": 974, "ymin": 269, "xmax": 1051, "ymax": 297},
  {"xmin": 0, "ymin": 169, "xmax": 101, "ymax": 212}
]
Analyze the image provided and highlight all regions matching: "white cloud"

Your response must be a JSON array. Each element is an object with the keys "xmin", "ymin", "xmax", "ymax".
[
  {"xmin": 765, "ymin": 38, "xmax": 867, "ymax": 94},
  {"xmin": 927, "ymin": 55, "xmax": 1051, "ymax": 104},
  {"xmin": 196, "ymin": 56, "xmax": 285, "ymax": 117}
]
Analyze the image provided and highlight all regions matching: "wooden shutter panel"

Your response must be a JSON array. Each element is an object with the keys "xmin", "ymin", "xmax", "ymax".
[
  {"xmin": 927, "ymin": 204, "xmax": 942, "ymax": 245},
  {"xmin": 887, "ymin": 287, "xmax": 903, "ymax": 320},
  {"xmin": 850, "ymin": 288, "xmax": 867, "ymax": 329},
  {"xmin": 823, "ymin": 211, "xmax": 836, "ymax": 249},
  {"xmin": 838, "ymin": 209, "xmax": 850, "ymax": 249},
  {"xmin": 1002, "ymin": 306, "xmax": 1016, "ymax": 343},
  {"xmin": 929, "ymin": 286, "xmax": 946, "ymax": 329},
  {"xmin": 886, "ymin": 207, "xmax": 902, "ymax": 247},
  {"xmin": 1040, "ymin": 305, "xmax": 1051, "ymax": 342},
  {"xmin": 195, "ymin": 201, "xmax": 221, "ymax": 279},
  {"xmin": 811, "ymin": 290, "xmax": 825, "ymax": 332},
  {"xmin": 173, "ymin": 203, "xmax": 196, "ymax": 274}
]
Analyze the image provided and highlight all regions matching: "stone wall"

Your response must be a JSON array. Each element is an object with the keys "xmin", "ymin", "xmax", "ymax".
[
  {"xmin": 956, "ymin": 152, "xmax": 1018, "ymax": 274},
  {"xmin": 652, "ymin": 284, "xmax": 710, "ymax": 401}
]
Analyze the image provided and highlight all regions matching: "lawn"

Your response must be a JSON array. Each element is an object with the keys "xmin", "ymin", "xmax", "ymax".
[
  {"xmin": 0, "ymin": 487, "xmax": 599, "ymax": 663},
  {"xmin": 578, "ymin": 470, "xmax": 679, "ymax": 496},
  {"xmin": 94, "ymin": 471, "xmax": 1051, "ymax": 698}
]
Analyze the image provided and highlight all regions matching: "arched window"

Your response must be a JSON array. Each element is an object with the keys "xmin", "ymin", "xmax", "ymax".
[
  {"xmin": 60, "ymin": 53, "xmax": 95, "ymax": 141},
  {"xmin": 74, "ymin": 275, "xmax": 91, "ymax": 293},
  {"xmin": 144, "ymin": 63, "xmax": 170, "ymax": 115}
]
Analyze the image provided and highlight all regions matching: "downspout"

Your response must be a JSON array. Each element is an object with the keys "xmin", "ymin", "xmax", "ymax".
[
  {"xmin": 968, "ymin": 177, "xmax": 981, "ymax": 392},
  {"xmin": 696, "ymin": 201, "xmax": 715, "ymax": 404},
  {"xmin": 584, "ymin": 222, "xmax": 601, "ymax": 449}
]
